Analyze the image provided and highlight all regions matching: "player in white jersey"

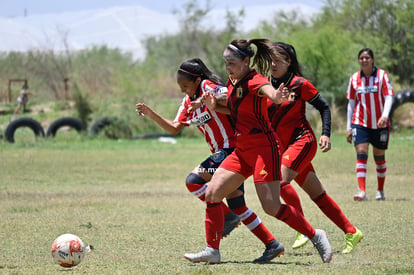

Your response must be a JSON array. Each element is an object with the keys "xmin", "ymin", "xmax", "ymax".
[{"xmin": 346, "ymin": 48, "xmax": 394, "ymax": 201}]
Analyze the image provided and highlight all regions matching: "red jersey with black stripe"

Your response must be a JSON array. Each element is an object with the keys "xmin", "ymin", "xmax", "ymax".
[
  {"xmin": 174, "ymin": 79, "xmax": 235, "ymax": 153},
  {"xmin": 226, "ymin": 70, "xmax": 276, "ymax": 149},
  {"xmin": 346, "ymin": 67, "xmax": 394, "ymax": 129},
  {"xmin": 267, "ymin": 75, "xmax": 317, "ymax": 147}
]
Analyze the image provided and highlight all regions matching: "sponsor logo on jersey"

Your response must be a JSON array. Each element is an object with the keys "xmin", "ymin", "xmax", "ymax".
[
  {"xmin": 357, "ymin": 86, "xmax": 378, "ymax": 94},
  {"xmin": 192, "ymin": 111, "xmax": 212, "ymax": 127}
]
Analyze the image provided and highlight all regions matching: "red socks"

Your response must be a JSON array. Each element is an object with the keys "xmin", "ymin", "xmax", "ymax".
[
  {"xmin": 313, "ymin": 192, "xmax": 356, "ymax": 234},
  {"xmin": 280, "ymin": 181, "xmax": 304, "ymax": 215},
  {"xmin": 205, "ymin": 202, "xmax": 224, "ymax": 249},
  {"xmin": 275, "ymin": 204, "xmax": 315, "ymax": 238}
]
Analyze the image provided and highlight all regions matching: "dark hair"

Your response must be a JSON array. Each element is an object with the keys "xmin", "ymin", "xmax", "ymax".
[
  {"xmin": 269, "ymin": 42, "xmax": 303, "ymax": 77},
  {"xmin": 358, "ymin": 48, "xmax": 374, "ymax": 59},
  {"xmin": 227, "ymin": 39, "xmax": 255, "ymax": 59},
  {"xmin": 226, "ymin": 38, "xmax": 272, "ymax": 75},
  {"xmin": 177, "ymin": 58, "xmax": 225, "ymax": 86}
]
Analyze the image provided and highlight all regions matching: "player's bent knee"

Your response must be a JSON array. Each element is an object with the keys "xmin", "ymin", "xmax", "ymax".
[{"xmin": 262, "ymin": 203, "xmax": 281, "ymax": 216}]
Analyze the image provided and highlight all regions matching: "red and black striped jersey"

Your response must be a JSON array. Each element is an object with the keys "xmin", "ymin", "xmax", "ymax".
[
  {"xmin": 226, "ymin": 70, "xmax": 275, "ymax": 149},
  {"xmin": 267, "ymin": 75, "xmax": 317, "ymax": 147}
]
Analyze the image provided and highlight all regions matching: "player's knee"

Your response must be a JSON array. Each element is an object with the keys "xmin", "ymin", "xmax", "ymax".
[
  {"xmin": 357, "ymin": 152, "xmax": 368, "ymax": 160},
  {"xmin": 205, "ymin": 185, "xmax": 224, "ymax": 203},
  {"xmin": 262, "ymin": 200, "xmax": 281, "ymax": 216},
  {"xmin": 185, "ymin": 173, "xmax": 206, "ymax": 185},
  {"xmin": 185, "ymin": 173, "xmax": 207, "ymax": 195}
]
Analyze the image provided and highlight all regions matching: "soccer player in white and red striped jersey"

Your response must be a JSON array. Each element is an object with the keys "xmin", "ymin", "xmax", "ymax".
[
  {"xmin": 346, "ymin": 48, "xmax": 394, "ymax": 201},
  {"xmin": 136, "ymin": 58, "xmax": 284, "ymax": 263}
]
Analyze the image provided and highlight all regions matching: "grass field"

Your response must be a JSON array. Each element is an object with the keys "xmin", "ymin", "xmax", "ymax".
[{"xmin": 1, "ymin": 131, "xmax": 414, "ymax": 274}]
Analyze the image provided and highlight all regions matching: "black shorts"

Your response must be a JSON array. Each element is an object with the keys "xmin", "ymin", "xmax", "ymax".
[
  {"xmin": 351, "ymin": 124, "xmax": 389, "ymax": 149},
  {"xmin": 200, "ymin": 148, "xmax": 244, "ymax": 192}
]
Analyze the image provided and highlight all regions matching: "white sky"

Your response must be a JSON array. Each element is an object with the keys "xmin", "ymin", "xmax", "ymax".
[{"xmin": 0, "ymin": 0, "xmax": 324, "ymax": 18}]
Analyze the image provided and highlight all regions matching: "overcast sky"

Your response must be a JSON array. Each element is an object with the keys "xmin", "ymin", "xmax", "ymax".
[{"xmin": 0, "ymin": 0, "xmax": 324, "ymax": 18}]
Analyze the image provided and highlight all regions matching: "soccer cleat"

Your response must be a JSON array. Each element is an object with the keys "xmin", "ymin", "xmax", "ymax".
[
  {"xmin": 184, "ymin": 246, "xmax": 220, "ymax": 264},
  {"xmin": 292, "ymin": 232, "xmax": 309, "ymax": 249},
  {"xmin": 375, "ymin": 190, "xmax": 385, "ymax": 201},
  {"xmin": 311, "ymin": 229, "xmax": 333, "ymax": 263},
  {"xmin": 353, "ymin": 191, "xmax": 368, "ymax": 201},
  {"xmin": 342, "ymin": 228, "xmax": 363, "ymax": 254},
  {"xmin": 222, "ymin": 211, "xmax": 241, "ymax": 238},
  {"xmin": 253, "ymin": 240, "xmax": 285, "ymax": 263}
]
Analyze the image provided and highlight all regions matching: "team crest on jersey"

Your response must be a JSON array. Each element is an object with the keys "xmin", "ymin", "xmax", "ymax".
[
  {"xmin": 192, "ymin": 111, "xmax": 212, "ymax": 127},
  {"xmin": 288, "ymin": 91, "xmax": 296, "ymax": 101}
]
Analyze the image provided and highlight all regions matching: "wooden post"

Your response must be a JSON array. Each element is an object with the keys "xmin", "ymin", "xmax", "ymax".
[{"xmin": 8, "ymin": 78, "xmax": 27, "ymax": 103}]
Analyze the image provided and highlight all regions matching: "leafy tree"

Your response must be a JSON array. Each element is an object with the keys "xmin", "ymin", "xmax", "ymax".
[
  {"xmin": 252, "ymin": 9, "xmax": 357, "ymax": 102},
  {"xmin": 142, "ymin": 0, "xmax": 246, "ymax": 79},
  {"xmin": 319, "ymin": 0, "xmax": 414, "ymax": 86}
]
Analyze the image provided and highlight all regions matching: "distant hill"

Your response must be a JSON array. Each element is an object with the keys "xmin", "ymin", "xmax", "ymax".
[{"xmin": 0, "ymin": 4, "xmax": 318, "ymax": 60}]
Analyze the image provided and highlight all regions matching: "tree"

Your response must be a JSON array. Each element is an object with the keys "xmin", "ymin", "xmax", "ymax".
[
  {"xmin": 142, "ymin": 0, "xmax": 246, "ymax": 78},
  {"xmin": 252, "ymin": 9, "xmax": 358, "ymax": 101},
  {"xmin": 319, "ymin": 0, "xmax": 414, "ymax": 86}
]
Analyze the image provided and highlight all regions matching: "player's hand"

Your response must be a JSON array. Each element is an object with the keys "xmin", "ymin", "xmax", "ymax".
[
  {"xmin": 346, "ymin": 130, "xmax": 352, "ymax": 144},
  {"xmin": 135, "ymin": 103, "xmax": 152, "ymax": 117},
  {"xmin": 275, "ymin": 83, "xmax": 289, "ymax": 104},
  {"xmin": 188, "ymin": 100, "xmax": 202, "ymax": 113},
  {"xmin": 377, "ymin": 116, "xmax": 388, "ymax": 128},
  {"xmin": 319, "ymin": 135, "xmax": 331, "ymax": 152},
  {"xmin": 202, "ymin": 92, "xmax": 217, "ymax": 110}
]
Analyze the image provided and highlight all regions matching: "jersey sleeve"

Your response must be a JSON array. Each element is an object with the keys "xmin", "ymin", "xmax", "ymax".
[
  {"xmin": 301, "ymin": 80, "xmax": 319, "ymax": 101},
  {"xmin": 201, "ymin": 79, "xmax": 228, "ymax": 96},
  {"xmin": 173, "ymin": 97, "xmax": 191, "ymax": 126},
  {"xmin": 346, "ymin": 73, "xmax": 356, "ymax": 100},
  {"xmin": 249, "ymin": 74, "xmax": 271, "ymax": 96},
  {"xmin": 382, "ymin": 71, "xmax": 394, "ymax": 96}
]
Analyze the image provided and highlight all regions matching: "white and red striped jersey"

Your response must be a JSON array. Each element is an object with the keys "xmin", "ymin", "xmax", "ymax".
[
  {"xmin": 174, "ymin": 79, "xmax": 235, "ymax": 153},
  {"xmin": 346, "ymin": 67, "xmax": 394, "ymax": 129}
]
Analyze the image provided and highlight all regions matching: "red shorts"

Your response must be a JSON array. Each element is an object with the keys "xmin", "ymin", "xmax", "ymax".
[
  {"xmin": 281, "ymin": 129, "xmax": 317, "ymax": 183},
  {"xmin": 220, "ymin": 142, "xmax": 282, "ymax": 184}
]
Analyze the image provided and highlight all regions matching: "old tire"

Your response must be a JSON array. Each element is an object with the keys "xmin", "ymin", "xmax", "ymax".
[
  {"xmin": 390, "ymin": 90, "xmax": 414, "ymax": 128},
  {"xmin": 91, "ymin": 117, "xmax": 113, "ymax": 135},
  {"xmin": 90, "ymin": 117, "xmax": 132, "ymax": 139},
  {"xmin": 5, "ymin": 117, "xmax": 45, "ymax": 143},
  {"xmin": 46, "ymin": 117, "xmax": 86, "ymax": 137}
]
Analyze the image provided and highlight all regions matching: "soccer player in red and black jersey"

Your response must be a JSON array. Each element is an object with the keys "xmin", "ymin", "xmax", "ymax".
[
  {"xmin": 346, "ymin": 48, "xmax": 394, "ymax": 201},
  {"xmin": 184, "ymin": 40, "xmax": 333, "ymax": 264},
  {"xmin": 265, "ymin": 41, "xmax": 363, "ymax": 254},
  {"xmin": 136, "ymin": 58, "xmax": 282, "ymax": 263}
]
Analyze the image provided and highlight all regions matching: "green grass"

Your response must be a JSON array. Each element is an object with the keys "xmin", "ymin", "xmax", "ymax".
[{"xmin": 1, "ymin": 132, "xmax": 414, "ymax": 274}]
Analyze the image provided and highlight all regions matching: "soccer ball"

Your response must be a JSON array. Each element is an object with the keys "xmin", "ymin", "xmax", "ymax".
[{"xmin": 51, "ymin": 233, "xmax": 88, "ymax": 267}]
